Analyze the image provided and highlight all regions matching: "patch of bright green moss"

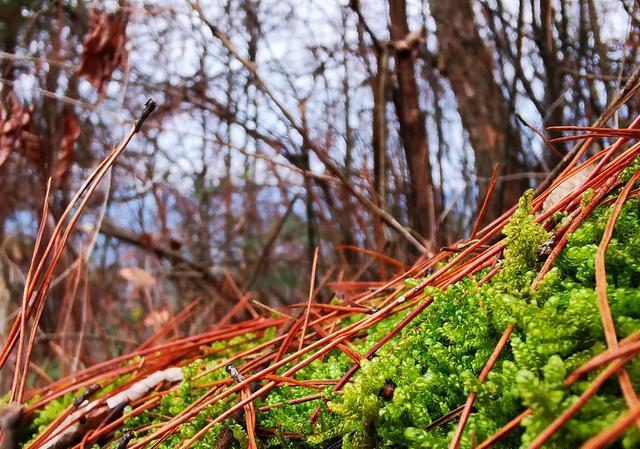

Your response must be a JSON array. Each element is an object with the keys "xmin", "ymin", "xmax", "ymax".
[{"xmin": 306, "ymin": 191, "xmax": 640, "ymax": 448}]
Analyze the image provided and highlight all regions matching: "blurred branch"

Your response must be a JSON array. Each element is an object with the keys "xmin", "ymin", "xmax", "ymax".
[
  {"xmin": 348, "ymin": 0, "xmax": 382, "ymax": 51},
  {"xmin": 0, "ymin": 50, "xmax": 75, "ymax": 71},
  {"xmin": 97, "ymin": 219, "xmax": 223, "ymax": 282},
  {"xmin": 245, "ymin": 195, "xmax": 300, "ymax": 290},
  {"xmin": 0, "ymin": 78, "xmax": 127, "ymax": 124}
]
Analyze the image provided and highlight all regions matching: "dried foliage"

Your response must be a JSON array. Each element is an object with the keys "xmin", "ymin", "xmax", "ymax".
[
  {"xmin": 0, "ymin": 94, "xmax": 41, "ymax": 170},
  {"xmin": 52, "ymin": 112, "xmax": 80, "ymax": 188},
  {"xmin": 77, "ymin": 11, "xmax": 128, "ymax": 98}
]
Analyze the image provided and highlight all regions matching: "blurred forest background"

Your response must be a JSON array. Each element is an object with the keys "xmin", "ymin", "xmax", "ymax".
[{"xmin": 0, "ymin": 0, "xmax": 638, "ymax": 387}]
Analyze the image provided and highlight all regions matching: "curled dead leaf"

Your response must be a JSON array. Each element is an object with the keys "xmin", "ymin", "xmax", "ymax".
[
  {"xmin": 391, "ymin": 29, "xmax": 424, "ymax": 52},
  {"xmin": 0, "ymin": 94, "xmax": 42, "ymax": 170},
  {"xmin": 143, "ymin": 309, "xmax": 170, "ymax": 329},
  {"xmin": 78, "ymin": 11, "xmax": 128, "ymax": 98},
  {"xmin": 53, "ymin": 111, "xmax": 80, "ymax": 188},
  {"xmin": 118, "ymin": 267, "xmax": 156, "ymax": 288}
]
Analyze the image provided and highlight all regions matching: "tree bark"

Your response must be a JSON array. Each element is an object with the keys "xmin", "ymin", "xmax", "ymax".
[
  {"xmin": 372, "ymin": 46, "xmax": 388, "ymax": 209},
  {"xmin": 430, "ymin": 0, "xmax": 527, "ymax": 222},
  {"xmin": 388, "ymin": 0, "xmax": 438, "ymax": 246},
  {"xmin": 535, "ymin": 0, "xmax": 566, "ymax": 163}
]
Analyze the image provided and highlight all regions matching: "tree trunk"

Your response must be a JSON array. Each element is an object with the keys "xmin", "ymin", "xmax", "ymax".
[
  {"xmin": 535, "ymin": 0, "xmax": 566, "ymax": 162},
  {"xmin": 372, "ymin": 46, "xmax": 388, "ymax": 209},
  {"xmin": 430, "ymin": 0, "xmax": 527, "ymax": 222},
  {"xmin": 388, "ymin": 0, "xmax": 438, "ymax": 246}
]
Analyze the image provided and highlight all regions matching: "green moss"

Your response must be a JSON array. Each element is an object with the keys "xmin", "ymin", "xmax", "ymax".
[
  {"xmin": 23, "ymin": 391, "xmax": 77, "ymax": 443},
  {"xmin": 494, "ymin": 189, "xmax": 550, "ymax": 292},
  {"xmin": 304, "ymin": 193, "xmax": 640, "ymax": 448}
]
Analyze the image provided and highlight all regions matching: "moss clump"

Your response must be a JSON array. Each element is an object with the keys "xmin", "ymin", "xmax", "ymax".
[
  {"xmin": 305, "ymin": 192, "xmax": 640, "ymax": 448},
  {"xmin": 494, "ymin": 189, "xmax": 550, "ymax": 292},
  {"xmin": 20, "ymin": 391, "xmax": 77, "ymax": 445}
]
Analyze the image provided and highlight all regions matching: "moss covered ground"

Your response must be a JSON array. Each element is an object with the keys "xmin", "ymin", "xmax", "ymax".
[{"xmin": 17, "ymin": 187, "xmax": 640, "ymax": 449}]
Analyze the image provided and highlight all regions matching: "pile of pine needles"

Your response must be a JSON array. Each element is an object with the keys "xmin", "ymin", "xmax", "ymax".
[{"xmin": 3, "ymin": 99, "xmax": 640, "ymax": 449}]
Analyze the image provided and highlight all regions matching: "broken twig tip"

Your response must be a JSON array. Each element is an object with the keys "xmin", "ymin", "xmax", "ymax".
[
  {"xmin": 134, "ymin": 98, "xmax": 157, "ymax": 132},
  {"xmin": 226, "ymin": 363, "xmax": 244, "ymax": 384},
  {"xmin": 113, "ymin": 430, "xmax": 134, "ymax": 449}
]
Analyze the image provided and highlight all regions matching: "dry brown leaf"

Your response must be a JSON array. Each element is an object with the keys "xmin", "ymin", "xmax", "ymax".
[
  {"xmin": 392, "ymin": 29, "xmax": 424, "ymax": 52},
  {"xmin": 118, "ymin": 267, "xmax": 156, "ymax": 288},
  {"xmin": 78, "ymin": 11, "xmax": 128, "ymax": 98},
  {"xmin": 143, "ymin": 309, "xmax": 170, "ymax": 329},
  {"xmin": 0, "ymin": 148, "xmax": 9, "ymax": 169},
  {"xmin": 53, "ymin": 111, "xmax": 81, "ymax": 188},
  {"xmin": 0, "ymin": 94, "xmax": 42, "ymax": 170}
]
